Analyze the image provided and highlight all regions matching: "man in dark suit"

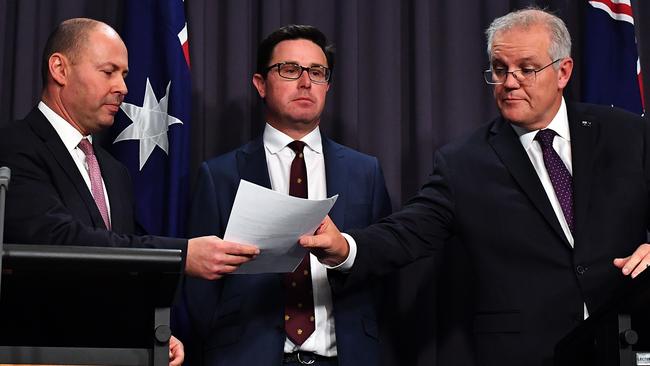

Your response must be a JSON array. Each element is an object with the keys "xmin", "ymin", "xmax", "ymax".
[
  {"xmin": 0, "ymin": 18, "xmax": 259, "ymax": 365},
  {"xmin": 181, "ymin": 25, "xmax": 391, "ymax": 365},
  {"xmin": 300, "ymin": 8, "xmax": 650, "ymax": 366}
]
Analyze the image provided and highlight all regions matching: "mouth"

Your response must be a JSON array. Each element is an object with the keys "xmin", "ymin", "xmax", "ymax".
[
  {"xmin": 104, "ymin": 104, "xmax": 121, "ymax": 114},
  {"xmin": 293, "ymin": 96, "xmax": 315, "ymax": 103}
]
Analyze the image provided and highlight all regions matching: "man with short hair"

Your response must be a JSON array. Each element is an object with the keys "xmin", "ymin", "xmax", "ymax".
[
  {"xmin": 301, "ymin": 8, "xmax": 650, "ymax": 366},
  {"xmin": 0, "ymin": 18, "xmax": 259, "ymax": 366},
  {"xmin": 182, "ymin": 24, "xmax": 391, "ymax": 366}
]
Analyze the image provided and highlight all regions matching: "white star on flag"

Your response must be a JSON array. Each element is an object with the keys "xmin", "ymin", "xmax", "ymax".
[{"xmin": 114, "ymin": 78, "xmax": 183, "ymax": 170}]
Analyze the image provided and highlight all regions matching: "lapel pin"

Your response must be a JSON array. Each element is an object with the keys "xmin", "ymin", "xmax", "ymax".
[{"xmin": 580, "ymin": 120, "xmax": 592, "ymax": 127}]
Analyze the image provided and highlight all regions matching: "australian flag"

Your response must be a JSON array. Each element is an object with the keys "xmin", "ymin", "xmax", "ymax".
[
  {"xmin": 583, "ymin": 0, "xmax": 645, "ymax": 115},
  {"xmin": 111, "ymin": 0, "xmax": 191, "ymax": 237}
]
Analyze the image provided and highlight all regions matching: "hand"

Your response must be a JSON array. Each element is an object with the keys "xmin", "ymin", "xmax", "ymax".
[
  {"xmin": 169, "ymin": 335, "xmax": 184, "ymax": 366},
  {"xmin": 613, "ymin": 243, "xmax": 650, "ymax": 278},
  {"xmin": 299, "ymin": 215, "xmax": 349, "ymax": 266},
  {"xmin": 185, "ymin": 236, "xmax": 260, "ymax": 280}
]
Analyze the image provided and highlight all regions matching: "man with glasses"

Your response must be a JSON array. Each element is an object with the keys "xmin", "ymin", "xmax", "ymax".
[
  {"xmin": 299, "ymin": 8, "xmax": 650, "ymax": 366},
  {"xmin": 181, "ymin": 24, "xmax": 391, "ymax": 366}
]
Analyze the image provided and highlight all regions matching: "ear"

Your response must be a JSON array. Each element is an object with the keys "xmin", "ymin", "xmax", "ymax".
[
  {"xmin": 252, "ymin": 73, "xmax": 266, "ymax": 98},
  {"xmin": 557, "ymin": 57, "xmax": 573, "ymax": 89},
  {"xmin": 49, "ymin": 53, "xmax": 68, "ymax": 86}
]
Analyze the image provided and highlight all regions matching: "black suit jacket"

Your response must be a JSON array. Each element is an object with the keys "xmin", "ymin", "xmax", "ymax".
[
  {"xmin": 0, "ymin": 108, "xmax": 186, "ymax": 253},
  {"xmin": 345, "ymin": 102, "xmax": 650, "ymax": 366}
]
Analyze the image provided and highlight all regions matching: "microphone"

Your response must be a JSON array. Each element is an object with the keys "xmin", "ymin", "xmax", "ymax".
[
  {"xmin": 0, "ymin": 166, "xmax": 10, "ymax": 188},
  {"xmin": 0, "ymin": 166, "xmax": 10, "ymax": 298}
]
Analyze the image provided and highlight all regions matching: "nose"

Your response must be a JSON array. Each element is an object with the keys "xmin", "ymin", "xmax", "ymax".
[
  {"xmin": 115, "ymin": 76, "xmax": 128, "ymax": 96},
  {"xmin": 502, "ymin": 71, "xmax": 521, "ymax": 89},
  {"xmin": 297, "ymin": 69, "xmax": 312, "ymax": 88}
]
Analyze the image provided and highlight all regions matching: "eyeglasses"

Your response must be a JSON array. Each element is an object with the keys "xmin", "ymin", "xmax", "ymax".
[
  {"xmin": 266, "ymin": 62, "xmax": 331, "ymax": 84},
  {"xmin": 483, "ymin": 59, "xmax": 561, "ymax": 85}
]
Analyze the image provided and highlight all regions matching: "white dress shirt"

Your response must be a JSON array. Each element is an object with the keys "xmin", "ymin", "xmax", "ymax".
[
  {"xmin": 263, "ymin": 123, "xmax": 337, "ymax": 356},
  {"xmin": 38, "ymin": 101, "xmax": 112, "ymax": 222}
]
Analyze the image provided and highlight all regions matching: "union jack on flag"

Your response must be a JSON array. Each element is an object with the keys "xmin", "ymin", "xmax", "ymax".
[{"xmin": 583, "ymin": 0, "xmax": 645, "ymax": 115}]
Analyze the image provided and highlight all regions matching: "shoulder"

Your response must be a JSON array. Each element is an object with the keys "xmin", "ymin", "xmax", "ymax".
[
  {"xmin": 322, "ymin": 136, "xmax": 380, "ymax": 166},
  {"xmin": 203, "ymin": 138, "xmax": 262, "ymax": 169},
  {"xmin": 569, "ymin": 102, "xmax": 646, "ymax": 125}
]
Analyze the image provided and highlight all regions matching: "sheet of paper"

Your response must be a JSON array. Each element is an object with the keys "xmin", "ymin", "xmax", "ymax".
[{"xmin": 224, "ymin": 180, "xmax": 338, "ymax": 274}]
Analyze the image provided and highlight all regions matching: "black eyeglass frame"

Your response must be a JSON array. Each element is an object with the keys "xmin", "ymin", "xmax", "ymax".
[
  {"xmin": 266, "ymin": 62, "xmax": 331, "ymax": 84},
  {"xmin": 483, "ymin": 58, "xmax": 562, "ymax": 85}
]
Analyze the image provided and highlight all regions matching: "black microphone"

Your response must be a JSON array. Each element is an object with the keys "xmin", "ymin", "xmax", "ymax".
[{"xmin": 0, "ymin": 166, "xmax": 11, "ymax": 298}]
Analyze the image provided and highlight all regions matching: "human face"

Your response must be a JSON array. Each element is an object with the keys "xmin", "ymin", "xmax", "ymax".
[
  {"xmin": 252, "ymin": 39, "xmax": 330, "ymax": 136},
  {"xmin": 58, "ymin": 26, "xmax": 129, "ymax": 135},
  {"xmin": 490, "ymin": 24, "xmax": 572, "ymax": 131}
]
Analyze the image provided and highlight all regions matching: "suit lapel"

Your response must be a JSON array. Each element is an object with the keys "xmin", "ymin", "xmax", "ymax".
[
  {"xmin": 322, "ymin": 137, "xmax": 346, "ymax": 227},
  {"xmin": 237, "ymin": 137, "xmax": 272, "ymax": 189},
  {"xmin": 567, "ymin": 103, "xmax": 598, "ymax": 242},
  {"xmin": 488, "ymin": 117, "xmax": 569, "ymax": 245},
  {"xmin": 27, "ymin": 110, "xmax": 107, "ymax": 229}
]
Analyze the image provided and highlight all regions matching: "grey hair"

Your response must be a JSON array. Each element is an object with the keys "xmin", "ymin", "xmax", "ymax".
[{"xmin": 485, "ymin": 7, "xmax": 571, "ymax": 69}]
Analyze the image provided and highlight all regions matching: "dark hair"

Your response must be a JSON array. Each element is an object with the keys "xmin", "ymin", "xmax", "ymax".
[
  {"xmin": 41, "ymin": 18, "xmax": 101, "ymax": 86},
  {"xmin": 256, "ymin": 24, "xmax": 335, "ymax": 80}
]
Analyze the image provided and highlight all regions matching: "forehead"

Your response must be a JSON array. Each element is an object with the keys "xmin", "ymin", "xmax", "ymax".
[
  {"xmin": 491, "ymin": 24, "xmax": 550, "ymax": 63},
  {"xmin": 270, "ymin": 39, "xmax": 327, "ymax": 66},
  {"xmin": 78, "ymin": 27, "xmax": 128, "ymax": 68}
]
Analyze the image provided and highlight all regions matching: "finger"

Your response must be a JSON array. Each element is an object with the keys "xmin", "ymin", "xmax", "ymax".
[
  {"xmin": 299, "ymin": 234, "xmax": 323, "ymax": 249},
  {"xmin": 216, "ymin": 264, "xmax": 239, "ymax": 274},
  {"xmin": 613, "ymin": 257, "xmax": 629, "ymax": 268},
  {"xmin": 220, "ymin": 241, "xmax": 260, "ymax": 255},
  {"xmin": 222, "ymin": 253, "xmax": 256, "ymax": 266},
  {"xmin": 631, "ymin": 261, "xmax": 650, "ymax": 279},
  {"xmin": 622, "ymin": 253, "xmax": 645, "ymax": 275}
]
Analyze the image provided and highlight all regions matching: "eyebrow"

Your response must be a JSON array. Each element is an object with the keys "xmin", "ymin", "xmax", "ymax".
[{"xmin": 280, "ymin": 60, "xmax": 328, "ymax": 68}]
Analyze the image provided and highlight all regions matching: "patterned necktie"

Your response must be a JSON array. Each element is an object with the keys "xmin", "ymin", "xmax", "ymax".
[
  {"xmin": 284, "ymin": 140, "xmax": 315, "ymax": 345},
  {"xmin": 535, "ymin": 129, "xmax": 574, "ymax": 233},
  {"xmin": 78, "ymin": 138, "xmax": 111, "ymax": 230}
]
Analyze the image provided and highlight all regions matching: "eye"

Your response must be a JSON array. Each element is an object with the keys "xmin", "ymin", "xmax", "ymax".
[
  {"xmin": 492, "ymin": 67, "xmax": 507, "ymax": 76},
  {"xmin": 281, "ymin": 64, "xmax": 300, "ymax": 75},
  {"xmin": 309, "ymin": 68, "xmax": 324, "ymax": 78},
  {"xmin": 520, "ymin": 68, "xmax": 536, "ymax": 77}
]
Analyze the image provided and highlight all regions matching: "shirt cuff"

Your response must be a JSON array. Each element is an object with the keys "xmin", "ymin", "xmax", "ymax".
[{"xmin": 325, "ymin": 232, "xmax": 357, "ymax": 271}]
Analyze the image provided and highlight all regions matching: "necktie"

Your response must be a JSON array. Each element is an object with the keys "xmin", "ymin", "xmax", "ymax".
[
  {"xmin": 78, "ymin": 138, "xmax": 111, "ymax": 230},
  {"xmin": 534, "ymin": 129, "xmax": 574, "ymax": 233},
  {"xmin": 284, "ymin": 140, "xmax": 315, "ymax": 345}
]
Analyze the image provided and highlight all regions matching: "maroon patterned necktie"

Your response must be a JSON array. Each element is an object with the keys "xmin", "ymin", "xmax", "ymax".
[
  {"xmin": 535, "ymin": 129, "xmax": 574, "ymax": 233},
  {"xmin": 78, "ymin": 138, "xmax": 111, "ymax": 230},
  {"xmin": 284, "ymin": 140, "xmax": 315, "ymax": 345}
]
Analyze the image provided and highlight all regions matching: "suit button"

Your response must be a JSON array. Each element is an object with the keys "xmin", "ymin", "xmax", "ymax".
[{"xmin": 576, "ymin": 265, "xmax": 586, "ymax": 275}]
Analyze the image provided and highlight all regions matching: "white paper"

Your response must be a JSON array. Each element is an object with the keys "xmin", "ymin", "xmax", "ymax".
[{"xmin": 224, "ymin": 180, "xmax": 338, "ymax": 274}]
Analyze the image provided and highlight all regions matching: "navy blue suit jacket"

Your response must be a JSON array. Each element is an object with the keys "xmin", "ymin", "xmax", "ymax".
[
  {"xmin": 182, "ymin": 135, "xmax": 391, "ymax": 366},
  {"xmin": 344, "ymin": 103, "xmax": 650, "ymax": 366}
]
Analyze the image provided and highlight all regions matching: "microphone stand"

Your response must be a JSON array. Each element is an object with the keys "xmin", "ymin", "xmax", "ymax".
[{"xmin": 0, "ymin": 167, "xmax": 11, "ymax": 299}]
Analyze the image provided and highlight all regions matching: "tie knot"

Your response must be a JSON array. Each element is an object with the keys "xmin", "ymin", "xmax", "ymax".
[
  {"xmin": 534, "ymin": 129, "xmax": 557, "ymax": 149},
  {"xmin": 288, "ymin": 140, "xmax": 306, "ymax": 154},
  {"xmin": 78, "ymin": 138, "xmax": 95, "ymax": 156}
]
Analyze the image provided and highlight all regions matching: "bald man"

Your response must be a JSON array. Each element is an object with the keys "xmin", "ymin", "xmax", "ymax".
[{"xmin": 0, "ymin": 18, "xmax": 259, "ymax": 365}]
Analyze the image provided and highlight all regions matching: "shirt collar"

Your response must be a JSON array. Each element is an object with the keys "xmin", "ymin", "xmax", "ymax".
[
  {"xmin": 263, "ymin": 123, "xmax": 323, "ymax": 155},
  {"xmin": 38, "ymin": 101, "xmax": 91, "ymax": 151},
  {"xmin": 511, "ymin": 97, "xmax": 570, "ymax": 150}
]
